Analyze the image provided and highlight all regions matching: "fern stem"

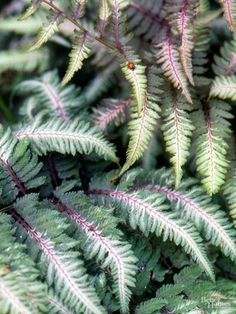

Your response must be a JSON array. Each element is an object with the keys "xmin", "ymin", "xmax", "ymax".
[{"xmin": 42, "ymin": 0, "xmax": 117, "ymax": 51}]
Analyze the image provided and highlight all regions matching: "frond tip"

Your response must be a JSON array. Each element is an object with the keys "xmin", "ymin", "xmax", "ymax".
[
  {"xmin": 155, "ymin": 35, "xmax": 192, "ymax": 104},
  {"xmin": 29, "ymin": 12, "xmax": 62, "ymax": 51},
  {"xmin": 120, "ymin": 68, "xmax": 162, "ymax": 175},
  {"xmin": 61, "ymin": 31, "xmax": 92, "ymax": 86}
]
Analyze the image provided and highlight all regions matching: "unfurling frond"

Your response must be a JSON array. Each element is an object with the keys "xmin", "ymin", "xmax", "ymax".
[
  {"xmin": 210, "ymin": 75, "xmax": 236, "ymax": 100},
  {"xmin": 220, "ymin": 0, "xmax": 236, "ymax": 33},
  {"xmin": 92, "ymin": 99, "xmax": 129, "ymax": 131},
  {"xmin": 52, "ymin": 190, "xmax": 137, "ymax": 313},
  {"xmin": 155, "ymin": 35, "xmax": 192, "ymax": 104},
  {"xmin": 193, "ymin": 100, "xmax": 232, "ymax": 195},
  {"xmin": 0, "ymin": 127, "xmax": 45, "ymax": 205},
  {"xmin": 29, "ymin": 12, "xmax": 62, "ymax": 51},
  {"xmin": 120, "ymin": 68, "xmax": 162, "ymax": 175},
  {"xmin": 161, "ymin": 89, "xmax": 194, "ymax": 188},
  {"xmin": 61, "ymin": 31, "xmax": 92, "ymax": 86},
  {"xmin": 15, "ymin": 118, "xmax": 118, "ymax": 163}
]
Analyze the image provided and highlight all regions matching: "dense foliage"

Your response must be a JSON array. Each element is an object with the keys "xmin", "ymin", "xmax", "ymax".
[{"xmin": 0, "ymin": 0, "xmax": 236, "ymax": 313}]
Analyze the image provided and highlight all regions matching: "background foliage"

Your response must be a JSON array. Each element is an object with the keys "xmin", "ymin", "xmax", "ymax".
[{"xmin": 0, "ymin": 0, "xmax": 236, "ymax": 313}]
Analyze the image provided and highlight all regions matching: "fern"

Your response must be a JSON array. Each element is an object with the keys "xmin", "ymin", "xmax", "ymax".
[
  {"xmin": 0, "ymin": 15, "xmax": 41, "ymax": 34},
  {"xmin": 12, "ymin": 195, "xmax": 106, "ymax": 314},
  {"xmin": 176, "ymin": 0, "xmax": 196, "ymax": 86},
  {"xmin": 220, "ymin": 0, "xmax": 236, "ymax": 33},
  {"xmin": 15, "ymin": 118, "xmax": 118, "ymax": 163},
  {"xmin": 14, "ymin": 71, "xmax": 85, "ymax": 121},
  {"xmin": 210, "ymin": 75, "xmax": 236, "ymax": 100},
  {"xmin": 61, "ymin": 30, "xmax": 92, "ymax": 86},
  {"xmin": 155, "ymin": 34, "xmax": 192, "ymax": 104},
  {"xmin": 0, "ymin": 212, "xmax": 47, "ymax": 314},
  {"xmin": 0, "ymin": 127, "xmax": 45, "ymax": 205},
  {"xmin": 130, "ymin": 168, "xmax": 236, "ymax": 260},
  {"xmin": 52, "ymin": 189, "xmax": 137, "ymax": 313},
  {"xmin": 0, "ymin": 49, "xmax": 48, "ymax": 74},
  {"xmin": 98, "ymin": 0, "xmax": 111, "ymax": 37},
  {"xmin": 1, "ymin": 1, "xmax": 236, "ymax": 313},
  {"xmin": 193, "ymin": 100, "xmax": 232, "ymax": 195},
  {"xmin": 109, "ymin": 0, "xmax": 147, "ymax": 114},
  {"xmin": 212, "ymin": 36, "xmax": 236, "ymax": 76},
  {"xmin": 92, "ymin": 99, "xmax": 129, "ymax": 131},
  {"xmin": 161, "ymin": 88, "xmax": 194, "ymax": 188},
  {"xmin": 120, "ymin": 68, "xmax": 162, "ymax": 175},
  {"xmin": 150, "ymin": 265, "xmax": 236, "ymax": 314},
  {"xmin": 89, "ymin": 184, "xmax": 215, "ymax": 280},
  {"xmin": 29, "ymin": 11, "xmax": 63, "ymax": 51},
  {"xmin": 223, "ymin": 161, "xmax": 236, "ymax": 227}
]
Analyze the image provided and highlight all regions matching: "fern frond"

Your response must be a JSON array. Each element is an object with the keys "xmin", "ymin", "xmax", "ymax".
[
  {"xmin": 71, "ymin": 0, "xmax": 88, "ymax": 19},
  {"xmin": 220, "ymin": 0, "xmax": 236, "ymax": 33},
  {"xmin": 131, "ymin": 168, "xmax": 236, "ymax": 260},
  {"xmin": 0, "ymin": 16, "xmax": 41, "ymax": 34},
  {"xmin": 110, "ymin": 0, "xmax": 147, "ymax": 114},
  {"xmin": 210, "ymin": 75, "xmax": 236, "ymax": 100},
  {"xmin": 14, "ymin": 71, "xmax": 84, "ymax": 121},
  {"xmin": 15, "ymin": 118, "xmax": 118, "ymax": 163},
  {"xmin": 61, "ymin": 31, "xmax": 92, "ymax": 86},
  {"xmin": 223, "ymin": 165, "xmax": 236, "ymax": 227},
  {"xmin": 48, "ymin": 291, "xmax": 74, "ymax": 314},
  {"xmin": 89, "ymin": 188, "xmax": 214, "ymax": 280},
  {"xmin": 0, "ymin": 127, "xmax": 45, "ymax": 205},
  {"xmin": 29, "ymin": 12, "xmax": 62, "ymax": 51},
  {"xmin": 0, "ymin": 213, "xmax": 47, "ymax": 314},
  {"xmin": 98, "ymin": 0, "xmax": 111, "ymax": 36},
  {"xmin": 135, "ymin": 298, "xmax": 167, "ymax": 314},
  {"xmin": 154, "ymin": 265, "xmax": 236, "ymax": 313},
  {"xmin": 53, "ymin": 190, "xmax": 137, "ymax": 313},
  {"xmin": 12, "ymin": 195, "xmax": 106, "ymax": 314},
  {"xmin": 193, "ymin": 101, "xmax": 232, "ymax": 195},
  {"xmin": 127, "ymin": 0, "xmax": 169, "ymax": 43},
  {"xmin": 192, "ymin": 26, "xmax": 211, "ymax": 88},
  {"xmin": 161, "ymin": 89, "xmax": 194, "ymax": 188},
  {"xmin": 92, "ymin": 99, "xmax": 129, "ymax": 131},
  {"xmin": 120, "ymin": 52, "xmax": 147, "ymax": 115},
  {"xmin": 120, "ymin": 68, "xmax": 162, "ymax": 175},
  {"xmin": 155, "ymin": 35, "xmax": 192, "ymax": 103},
  {"xmin": 212, "ymin": 37, "xmax": 236, "ymax": 76},
  {"xmin": 175, "ymin": 0, "xmax": 197, "ymax": 86},
  {"xmin": 178, "ymin": 12, "xmax": 194, "ymax": 86},
  {"xmin": 0, "ymin": 49, "xmax": 48, "ymax": 74},
  {"xmin": 18, "ymin": 2, "xmax": 41, "ymax": 21}
]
